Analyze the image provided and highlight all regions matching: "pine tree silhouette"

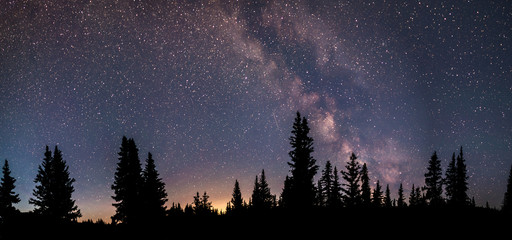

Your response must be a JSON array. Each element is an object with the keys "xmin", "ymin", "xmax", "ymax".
[
  {"xmin": 111, "ymin": 136, "xmax": 143, "ymax": 224},
  {"xmin": 0, "ymin": 159, "xmax": 20, "ymax": 218},
  {"xmin": 251, "ymin": 169, "xmax": 274, "ymax": 210},
  {"xmin": 409, "ymin": 184, "xmax": 419, "ymax": 207},
  {"xmin": 341, "ymin": 152, "xmax": 362, "ymax": 207},
  {"xmin": 372, "ymin": 180, "xmax": 383, "ymax": 207},
  {"xmin": 384, "ymin": 184, "xmax": 392, "ymax": 208},
  {"xmin": 424, "ymin": 151, "xmax": 444, "ymax": 206},
  {"xmin": 29, "ymin": 146, "xmax": 53, "ymax": 216},
  {"xmin": 284, "ymin": 112, "xmax": 318, "ymax": 209},
  {"xmin": 229, "ymin": 179, "xmax": 244, "ymax": 214},
  {"xmin": 280, "ymin": 176, "xmax": 292, "ymax": 208},
  {"xmin": 319, "ymin": 161, "xmax": 333, "ymax": 207},
  {"xmin": 29, "ymin": 146, "xmax": 81, "ymax": 221},
  {"xmin": 445, "ymin": 152, "xmax": 457, "ymax": 205},
  {"xmin": 397, "ymin": 183, "xmax": 406, "ymax": 208},
  {"xmin": 454, "ymin": 146, "xmax": 469, "ymax": 206},
  {"xmin": 331, "ymin": 166, "xmax": 343, "ymax": 208},
  {"xmin": 49, "ymin": 146, "xmax": 81, "ymax": 221},
  {"xmin": 141, "ymin": 152, "xmax": 168, "ymax": 221},
  {"xmin": 360, "ymin": 163, "xmax": 371, "ymax": 207},
  {"xmin": 193, "ymin": 191, "xmax": 212, "ymax": 216}
]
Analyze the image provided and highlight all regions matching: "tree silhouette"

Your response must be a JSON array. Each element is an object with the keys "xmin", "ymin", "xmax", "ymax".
[
  {"xmin": 360, "ymin": 163, "xmax": 371, "ymax": 207},
  {"xmin": 0, "ymin": 159, "xmax": 20, "ymax": 218},
  {"xmin": 193, "ymin": 191, "xmax": 213, "ymax": 216},
  {"xmin": 141, "ymin": 152, "xmax": 168, "ymax": 220},
  {"xmin": 372, "ymin": 180, "xmax": 383, "ymax": 207},
  {"xmin": 384, "ymin": 184, "xmax": 392, "ymax": 208},
  {"xmin": 318, "ymin": 161, "xmax": 333, "ymax": 207},
  {"xmin": 29, "ymin": 146, "xmax": 81, "ymax": 221},
  {"xmin": 454, "ymin": 146, "xmax": 469, "ymax": 206},
  {"xmin": 111, "ymin": 136, "xmax": 143, "ymax": 224},
  {"xmin": 29, "ymin": 146, "xmax": 53, "ymax": 216},
  {"xmin": 284, "ymin": 112, "xmax": 318, "ymax": 209},
  {"xmin": 503, "ymin": 164, "xmax": 512, "ymax": 213},
  {"xmin": 229, "ymin": 179, "xmax": 244, "ymax": 214},
  {"xmin": 280, "ymin": 176, "xmax": 292, "ymax": 208},
  {"xmin": 331, "ymin": 166, "xmax": 343, "ymax": 208},
  {"xmin": 397, "ymin": 183, "xmax": 406, "ymax": 208},
  {"xmin": 445, "ymin": 152, "xmax": 457, "ymax": 205},
  {"xmin": 251, "ymin": 169, "xmax": 274, "ymax": 210},
  {"xmin": 409, "ymin": 184, "xmax": 421, "ymax": 207},
  {"xmin": 424, "ymin": 151, "xmax": 444, "ymax": 206},
  {"xmin": 48, "ymin": 146, "xmax": 81, "ymax": 221},
  {"xmin": 318, "ymin": 162, "xmax": 342, "ymax": 208},
  {"xmin": 341, "ymin": 152, "xmax": 361, "ymax": 207}
]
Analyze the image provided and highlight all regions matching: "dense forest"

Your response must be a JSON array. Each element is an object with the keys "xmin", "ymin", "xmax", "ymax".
[{"xmin": 1, "ymin": 112, "xmax": 511, "ymax": 237}]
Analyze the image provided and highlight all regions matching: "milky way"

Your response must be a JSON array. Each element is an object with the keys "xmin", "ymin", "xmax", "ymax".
[{"xmin": 1, "ymin": 1, "xmax": 511, "ymax": 221}]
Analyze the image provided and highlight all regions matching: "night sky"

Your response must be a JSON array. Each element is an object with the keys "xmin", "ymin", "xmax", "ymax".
[{"xmin": 1, "ymin": 0, "xmax": 511, "ymax": 221}]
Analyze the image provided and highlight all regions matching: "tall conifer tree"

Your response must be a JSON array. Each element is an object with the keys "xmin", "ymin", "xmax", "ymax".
[
  {"xmin": 251, "ymin": 169, "xmax": 273, "ymax": 210},
  {"xmin": 341, "ymin": 153, "xmax": 361, "ymax": 207},
  {"xmin": 111, "ymin": 136, "xmax": 143, "ymax": 224},
  {"xmin": 319, "ymin": 161, "xmax": 333, "ymax": 207},
  {"xmin": 141, "ymin": 152, "xmax": 168, "ymax": 220},
  {"xmin": 384, "ymin": 184, "xmax": 392, "ymax": 208},
  {"xmin": 424, "ymin": 151, "xmax": 443, "ymax": 206},
  {"xmin": 30, "ymin": 146, "xmax": 53, "ymax": 216},
  {"xmin": 372, "ymin": 180, "xmax": 383, "ymax": 207},
  {"xmin": 49, "ymin": 146, "xmax": 81, "ymax": 221},
  {"xmin": 230, "ymin": 179, "xmax": 244, "ymax": 213},
  {"xmin": 397, "ymin": 183, "xmax": 406, "ymax": 208},
  {"xmin": 360, "ymin": 163, "xmax": 371, "ymax": 207},
  {"xmin": 29, "ymin": 146, "xmax": 80, "ymax": 221},
  {"xmin": 454, "ymin": 146, "xmax": 469, "ymax": 206},
  {"xmin": 0, "ymin": 159, "xmax": 20, "ymax": 217},
  {"xmin": 445, "ymin": 152, "xmax": 457, "ymax": 205},
  {"xmin": 331, "ymin": 166, "xmax": 343, "ymax": 208},
  {"xmin": 285, "ymin": 112, "xmax": 318, "ymax": 209}
]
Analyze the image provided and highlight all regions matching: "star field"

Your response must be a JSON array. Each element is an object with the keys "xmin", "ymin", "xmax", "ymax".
[{"xmin": 1, "ymin": 0, "xmax": 511, "ymax": 221}]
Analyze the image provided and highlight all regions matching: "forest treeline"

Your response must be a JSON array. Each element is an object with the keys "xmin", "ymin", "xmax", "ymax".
[{"xmin": 1, "ymin": 111, "xmax": 512, "ymax": 226}]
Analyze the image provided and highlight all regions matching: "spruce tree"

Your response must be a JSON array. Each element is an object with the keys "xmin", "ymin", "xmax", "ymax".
[
  {"xmin": 503, "ymin": 164, "xmax": 512, "ymax": 213},
  {"xmin": 230, "ymin": 179, "xmax": 244, "ymax": 213},
  {"xmin": 251, "ymin": 169, "xmax": 273, "ymax": 210},
  {"xmin": 384, "ymin": 184, "xmax": 392, "ymax": 208},
  {"xmin": 319, "ymin": 161, "xmax": 333, "ymax": 207},
  {"xmin": 29, "ymin": 146, "xmax": 80, "ymax": 221},
  {"xmin": 141, "ymin": 152, "xmax": 168, "ymax": 220},
  {"xmin": 193, "ymin": 191, "xmax": 212, "ymax": 215},
  {"xmin": 445, "ymin": 152, "xmax": 457, "ymax": 205},
  {"xmin": 341, "ymin": 152, "xmax": 361, "ymax": 207},
  {"xmin": 397, "ymin": 183, "xmax": 406, "ymax": 208},
  {"xmin": 330, "ymin": 166, "xmax": 343, "ymax": 208},
  {"xmin": 0, "ymin": 159, "xmax": 20, "ymax": 217},
  {"xmin": 111, "ymin": 136, "xmax": 143, "ymax": 224},
  {"xmin": 454, "ymin": 146, "xmax": 469, "ymax": 206},
  {"xmin": 280, "ymin": 176, "xmax": 292, "ymax": 208},
  {"xmin": 409, "ymin": 184, "xmax": 417, "ymax": 207},
  {"xmin": 251, "ymin": 175, "xmax": 260, "ymax": 208},
  {"xmin": 315, "ymin": 179, "xmax": 324, "ymax": 207},
  {"xmin": 29, "ymin": 146, "xmax": 53, "ymax": 216},
  {"xmin": 372, "ymin": 180, "xmax": 383, "ymax": 207},
  {"xmin": 424, "ymin": 151, "xmax": 444, "ymax": 206},
  {"xmin": 285, "ymin": 112, "xmax": 318, "ymax": 209},
  {"xmin": 49, "ymin": 146, "xmax": 81, "ymax": 221},
  {"xmin": 360, "ymin": 163, "xmax": 371, "ymax": 207}
]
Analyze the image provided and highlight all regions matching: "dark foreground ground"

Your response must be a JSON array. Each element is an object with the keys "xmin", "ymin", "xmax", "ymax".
[{"xmin": 1, "ymin": 208, "xmax": 510, "ymax": 239}]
